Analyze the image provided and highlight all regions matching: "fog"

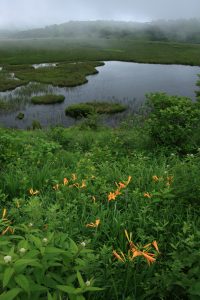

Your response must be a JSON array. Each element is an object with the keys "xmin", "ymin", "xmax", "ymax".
[{"xmin": 0, "ymin": 0, "xmax": 200, "ymax": 29}]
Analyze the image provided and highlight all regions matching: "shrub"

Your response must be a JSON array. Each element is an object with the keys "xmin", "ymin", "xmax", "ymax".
[{"xmin": 145, "ymin": 92, "xmax": 200, "ymax": 152}]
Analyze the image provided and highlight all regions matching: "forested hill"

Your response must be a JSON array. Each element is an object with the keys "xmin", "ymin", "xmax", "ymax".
[{"xmin": 3, "ymin": 19, "xmax": 200, "ymax": 43}]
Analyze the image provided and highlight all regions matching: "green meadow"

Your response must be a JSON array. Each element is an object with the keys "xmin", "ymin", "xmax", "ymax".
[{"xmin": 0, "ymin": 38, "xmax": 200, "ymax": 299}]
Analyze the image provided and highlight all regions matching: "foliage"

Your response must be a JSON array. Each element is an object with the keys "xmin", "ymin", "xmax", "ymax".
[
  {"xmin": 31, "ymin": 94, "xmax": 65, "ymax": 105},
  {"xmin": 0, "ymin": 115, "xmax": 199, "ymax": 299},
  {"xmin": 0, "ymin": 227, "xmax": 102, "ymax": 299},
  {"xmin": 145, "ymin": 92, "xmax": 200, "ymax": 152}
]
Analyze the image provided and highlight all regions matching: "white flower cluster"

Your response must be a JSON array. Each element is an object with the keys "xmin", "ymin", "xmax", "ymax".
[{"xmin": 4, "ymin": 255, "xmax": 12, "ymax": 263}]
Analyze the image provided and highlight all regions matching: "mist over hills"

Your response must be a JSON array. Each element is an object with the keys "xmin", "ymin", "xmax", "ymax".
[{"xmin": 1, "ymin": 19, "xmax": 200, "ymax": 43}]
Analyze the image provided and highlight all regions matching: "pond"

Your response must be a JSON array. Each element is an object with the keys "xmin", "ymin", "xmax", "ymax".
[{"xmin": 0, "ymin": 61, "xmax": 200, "ymax": 128}]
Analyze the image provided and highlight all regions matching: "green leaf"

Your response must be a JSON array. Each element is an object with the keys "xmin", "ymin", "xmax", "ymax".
[
  {"xmin": 45, "ymin": 247, "xmax": 66, "ymax": 255},
  {"xmin": 76, "ymin": 296, "xmax": 85, "ymax": 300},
  {"xmin": 14, "ymin": 258, "xmax": 42, "ymax": 272},
  {"xmin": 3, "ymin": 267, "xmax": 15, "ymax": 288},
  {"xmin": 56, "ymin": 285, "xmax": 77, "ymax": 294},
  {"xmin": 189, "ymin": 282, "xmax": 200, "ymax": 296},
  {"xmin": 47, "ymin": 292, "xmax": 53, "ymax": 300},
  {"xmin": 77, "ymin": 271, "xmax": 85, "ymax": 288},
  {"xmin": 85, "ymin": 286, "xmax": 103, "ymax": 292},
  {"xmin": 69, "ymin": 238, "xmax": 78, "ymax": 253},
  {"xmin": 30, "ymin": 235, "xmax": 42, "ymax": 249},
  {"xmin": 14, "ymin": 274, "xmax": 30, "ymax": 294},
  {"xmin": 0, "ymin": 288, "xmax": 22, "ymax": 300}
]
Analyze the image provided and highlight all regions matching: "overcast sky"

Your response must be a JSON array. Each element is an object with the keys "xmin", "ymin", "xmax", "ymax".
[{"xmin": 0, "ymin": 0, "xmax": 200, "ymax": 29}]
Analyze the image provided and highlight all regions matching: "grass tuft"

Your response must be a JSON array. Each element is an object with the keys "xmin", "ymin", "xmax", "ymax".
[
  {"xmin": 65, "ymin": 101, "xmax": 127, "ymax": 118},
  {"xmin": 31, "ymin": 94, "xmax": 65, "ymax": 104}
]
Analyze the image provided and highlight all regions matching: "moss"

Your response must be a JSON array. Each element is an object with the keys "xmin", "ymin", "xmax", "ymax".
[
  {"xmin": 31, "ymin": 94, "xmax": 65, "ymax": 104},
  {"xmin": 65, "ymin": 101, "xmax": 127, "ymax": 118}
]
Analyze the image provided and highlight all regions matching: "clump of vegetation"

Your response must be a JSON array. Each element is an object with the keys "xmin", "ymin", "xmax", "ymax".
[
  {"xmin": 0, "ymin": 61, "xmax": 104, "ymax": 92},
  {"xmin": 0, "ymin": 228, "xmax": 102, "ymax": 299},
  {"xmin": 16, "ymin": 112, "xmax": 24, "ymax": 120},
  {"xmin": 31, "ymin": 120, "xmax": 42, "ymax": 129},
  {"xmin": 145, "ymin": 92, "xmax": 200, "ymax": 152},
  {"xmin": 31, "ymin": 94, "xmax": 65, "ymax": 105},
  {"xmin": 65, "ymin": 101, "xmax": 126, "ymax": 118},
  {"xmin": 0, "ymin": 100, "xmax": 12, "ymax": 111}
]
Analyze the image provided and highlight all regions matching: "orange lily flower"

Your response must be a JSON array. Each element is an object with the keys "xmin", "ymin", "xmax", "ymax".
[
  {"xmin": 86, "ymin": 219, "xmax": 100, "ymax": 228},
  {"xmin": 152, "ymin": 240, "xmax": 159, "ymax": 253},
  {"xmin": 116, "ymin": 182, "xmax": 126, "ymax": 189},
  {"xmin": 113, "ymin": 250, "xmax": 125, "ymax": 262},
  {"xmin": 144, "ymin": 192, "xmax": 152, "ymax": 198},
  {"xmin": 108, "ymin": 192, "xmax": 117, "ymax": 201},
  {"xmin": 142, "ymin": 252, "xmax": 156, "ymax": 265},
  {"xmin": 63, "ymin": 178, "xmax": 69, "ymax": 185},
  {"xmin": 114, "ymin": 189, "xmax": 121, "ymax": 196},
  {"xmin": 152, "ymin": 175, "xmax": 159, "ymax": 182},
  {"xmin": 80, "ymin": 180, "xmax": 86, "ymax": 188},
  {"xmin": 130, "ymin": 249, "xmax": 142, "ymax": 260},
  {"xmin": 29, "ymin": 188, "xmax": 39, "ymax": 195}
]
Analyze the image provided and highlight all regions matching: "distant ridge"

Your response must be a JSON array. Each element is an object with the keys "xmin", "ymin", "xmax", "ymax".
[{"xmin": 2, "ymin": 19, "xmax": 200, "ymax": 43}]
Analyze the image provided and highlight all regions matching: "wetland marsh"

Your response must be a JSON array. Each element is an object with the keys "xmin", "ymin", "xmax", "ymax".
[{"xmin": 0, "ymin": 61, "xmax": 199, "ymax": 128}]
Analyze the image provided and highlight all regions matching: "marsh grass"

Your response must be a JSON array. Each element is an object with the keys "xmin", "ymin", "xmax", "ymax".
[
  {"xmin": 65, "ymin": 101, "xmax": 127, "ymax": 118},
  {"xmin": 0, "ymin": 61, "xmax": 104, "ymax": 92},
  {"xmin": 31, "ymin": 94, "xmax": 65, "ymax": 104}
]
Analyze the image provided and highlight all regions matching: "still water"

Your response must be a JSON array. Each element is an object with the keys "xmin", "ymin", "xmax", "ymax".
[{"xmin": 0, "ymin": 61, "xmax": 199, "ymax": 128}]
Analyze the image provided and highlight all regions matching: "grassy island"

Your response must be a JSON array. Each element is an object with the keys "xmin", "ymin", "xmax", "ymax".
[
  {"xmin": 65, "ymin": 101, "xmax": 127, "ymax": 118},
  {"xmin": 31, "ymin": 94, "xmax": 65, "ymax": 104}
]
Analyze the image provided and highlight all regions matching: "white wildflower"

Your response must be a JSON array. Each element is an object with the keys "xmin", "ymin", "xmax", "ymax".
[
  {"xmin": 19, "ymin": 248, "xmax": 26, "ymax": 254},
  {"xmin": 4, "ymin": 255, "xmax": 12, "ymax": 263},
  {"xmin": 43, "ymin": 238, "xmax": 48, "ymax": 243},
  {"xmin": 85, "ymin": 280, "xmax": 90, "ymax": 287},
  {"xmin": 80, "ymin": 242, "xmax": 86, "ymax": 247}
]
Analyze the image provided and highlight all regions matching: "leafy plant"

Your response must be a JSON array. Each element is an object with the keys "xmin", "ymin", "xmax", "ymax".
[
  {"xmin": 145, "ymin": 92, "xmax": 200, "ymax": 152},
  {"xmin": 0, "ymin": 228, "xmax": 102, "ymax": 299}
]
